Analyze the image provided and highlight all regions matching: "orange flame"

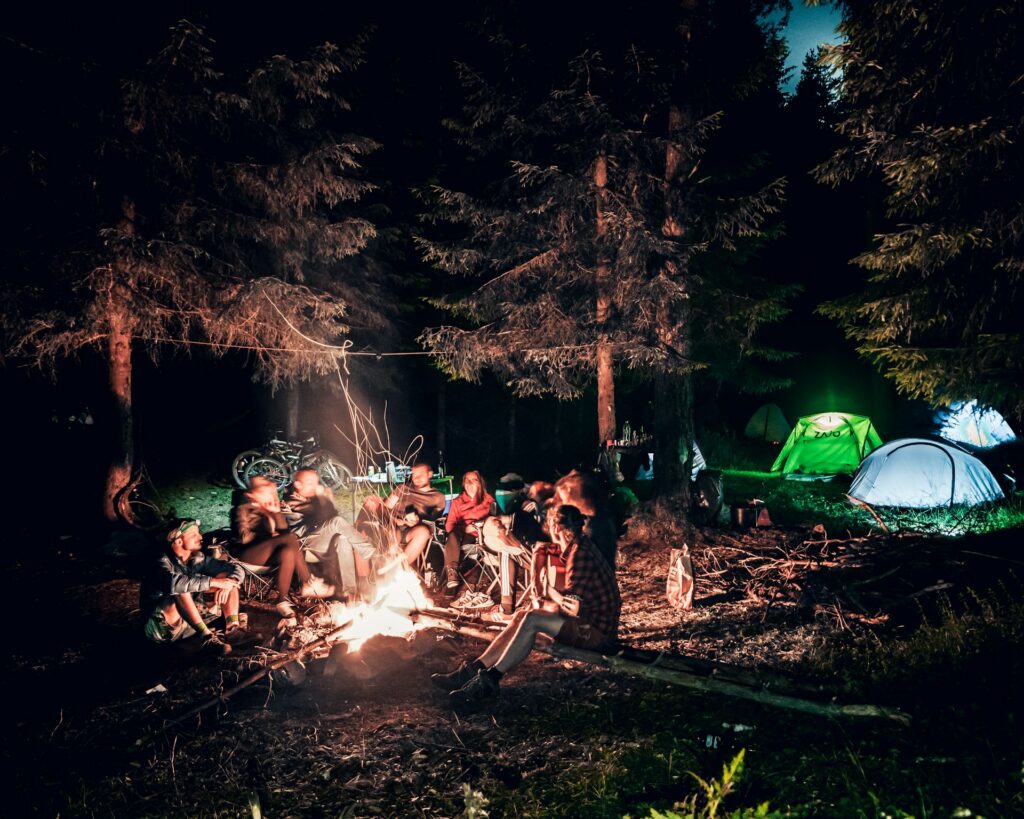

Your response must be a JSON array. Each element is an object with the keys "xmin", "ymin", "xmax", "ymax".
[{"xmin": 327, "ymin": 564, "xmax": 432, "ymax": 652}]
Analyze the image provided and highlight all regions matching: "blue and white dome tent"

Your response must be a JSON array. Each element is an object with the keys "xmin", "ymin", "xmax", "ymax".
[
  {"xmin": 849, "ymin": 438, "xmax": 1004, "ymax": 509},
  {"xmin": 936, "ymin": 400, "xmax": 1017, "ymax": 450}
]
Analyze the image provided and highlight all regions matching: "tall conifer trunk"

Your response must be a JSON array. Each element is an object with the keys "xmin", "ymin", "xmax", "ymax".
[
  {"xmin": 285, "ymin": 387, "xmax": 301, "ymax": 440},
  {"xmin": 594, "ymin": 153, "xmax": 617, "ymax": 444},
  {"xmin": 654, "ymin": 106, "xmax": 693, "ymax": 501},
  {"xmin": 103, "ymin": 197, "xmax": 136, "ymax": 521}
]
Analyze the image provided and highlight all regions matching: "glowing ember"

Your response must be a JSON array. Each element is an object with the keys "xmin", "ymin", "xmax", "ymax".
[{"xmin": 327, "ymin": 564, "xmax": 432, "ymax": 652}]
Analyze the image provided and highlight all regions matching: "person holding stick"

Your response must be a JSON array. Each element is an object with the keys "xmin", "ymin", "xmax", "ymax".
[
  {"xmin": 432, "ymin": 504, "xmax": 621, "ymax": 702},
  {"xmin": 285, "ymin": 469, "xmax": 375, "ymax": 602}
]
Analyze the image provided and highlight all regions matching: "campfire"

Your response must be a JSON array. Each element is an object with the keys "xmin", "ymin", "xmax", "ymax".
[{"xmin": 323, "ymin": 562, "xmax": 434, "ymax": 652}]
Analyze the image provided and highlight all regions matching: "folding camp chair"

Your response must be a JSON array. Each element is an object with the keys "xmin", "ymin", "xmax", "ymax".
[
  {"xmin": 463, "ymin": 515, "xmax": 533, "ymax": 610},
  {"xmin": 206, "ymin": 534, "xmax": 279, "ymax": 603},
  {"xmin": 230, "ymin": 554, "xmax": 279, "ymax": 602}
]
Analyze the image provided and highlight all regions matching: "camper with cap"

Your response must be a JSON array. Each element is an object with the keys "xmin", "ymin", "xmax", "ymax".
[{"xmin": 139, "ymin": 517, "xmax": 246, "ymax": 654}]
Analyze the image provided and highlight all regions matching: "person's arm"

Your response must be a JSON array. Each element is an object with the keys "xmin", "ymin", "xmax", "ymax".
[
  {"xmin": 530, "ymin": 546, "xmax": 547, "ymax": 601},
  {"xmin": 159, "ymin": 554, "xmax": 213, "ymax": 596},
  {"xmin": 202, "ymin": 554, "xmax": 245, "ymax": 585},
  {"xmin": 430, "ymin": 491, "xmax": 447, "ymax": 520},
  {"xmin": 445, "ymin": 498, "xmax": 461, "ymax": 533},
  {"xmin": 561, "ymin": 545, "xmax": 592, "ymax": 619}
]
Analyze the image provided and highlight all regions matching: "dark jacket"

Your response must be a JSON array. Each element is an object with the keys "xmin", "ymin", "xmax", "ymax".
[{"xmin": 139, "ymin": 547, "xmax": 244, "ymax": 612}]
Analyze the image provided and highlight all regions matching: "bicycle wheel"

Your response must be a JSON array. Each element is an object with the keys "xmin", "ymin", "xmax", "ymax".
[
  {"xmin": 115, "ymin": 476, "xmax": 167, "ymax": 531},
  {"xmin": 244, "ymin": 457, "xmax": 291, "ymax": 489},
  {"xmin": 315, "ymin": 456, "xmax": 354, "ymax": 491},
  {"xmin": 304, "ymin": 449, "xmax": 352, "ymax": 490},
  {"xmin": 231, "ymin": 449, "xmax": 263, "ymax": 489}
]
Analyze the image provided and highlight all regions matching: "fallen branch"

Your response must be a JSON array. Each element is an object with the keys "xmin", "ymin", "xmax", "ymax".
[
  {"xmin": 844, "ymin": 494, "xmax": 890, "ymax": 534},
  {"xmin": 135, "ymin": 615, "xmax": 357, "ymax": 748},
  {"xmin": 420, "ymin": 614, "xmax": 910, "ymax": 725}
]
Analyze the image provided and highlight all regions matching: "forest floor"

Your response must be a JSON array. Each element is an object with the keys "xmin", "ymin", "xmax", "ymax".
[{"xmin": 4, "ymin": 483, "xmax": 1024, "ymax": 817}]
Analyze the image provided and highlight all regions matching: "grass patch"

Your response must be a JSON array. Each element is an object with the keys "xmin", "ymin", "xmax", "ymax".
[
  {"xmin": 809, "ymin": 580, "xmax": 1024, "ymax": 695},
  {"xmin": 721, "ymin": 470, "xmax": 870, "ymax": 533},
  {"xmin": 721, "ymin": 470, "xmax": 1024, "ymax": 537}
]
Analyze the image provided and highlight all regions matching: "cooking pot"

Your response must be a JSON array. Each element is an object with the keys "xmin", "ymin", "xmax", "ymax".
[{"xmin": 730, "ymin": 504, "xmax": 759, "ymax": 528}]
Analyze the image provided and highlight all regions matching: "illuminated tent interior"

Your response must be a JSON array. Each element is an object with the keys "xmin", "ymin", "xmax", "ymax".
[
  {"xmin": 936, "ymin": 400, "xmax": 1018, "ymax": 450},
  {"xmin": 771, "ymin": 412, "xmax": 883, "ymax": 476},
  {"xmin": 848, "ymin": 438, "xmax": 1005, "ymax": 508}
]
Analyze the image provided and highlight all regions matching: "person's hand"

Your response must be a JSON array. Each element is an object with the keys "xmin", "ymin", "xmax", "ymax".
[{"xmin": 214, "ymin": 586, "xmax": 233, "ymax": 606}]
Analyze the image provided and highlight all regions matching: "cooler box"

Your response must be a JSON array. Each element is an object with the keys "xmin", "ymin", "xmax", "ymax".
[{"xmin": 495, "ymin": 489, "xmax": 517, "ymax": 513}]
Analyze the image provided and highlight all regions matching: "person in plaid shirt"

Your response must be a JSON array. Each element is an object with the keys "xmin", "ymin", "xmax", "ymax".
[{"xmin": 433, "ymin": 504, "xmax": 621, "ymax": 702}]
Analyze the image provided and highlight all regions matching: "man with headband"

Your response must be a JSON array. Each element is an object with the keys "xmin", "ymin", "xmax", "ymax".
[{"xmin": 139, "ymin": 517, "xmax": 246, "ymax": 654}]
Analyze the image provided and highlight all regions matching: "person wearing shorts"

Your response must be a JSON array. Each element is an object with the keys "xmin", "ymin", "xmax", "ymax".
[{"xmin": 140, "ymin": 518, "xmax": 246, "ymax": 654}]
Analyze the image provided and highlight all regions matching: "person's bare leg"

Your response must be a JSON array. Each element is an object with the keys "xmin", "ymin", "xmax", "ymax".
[
  {"xmin": 403, "ymin": 524, "xmax": 431, "ymax": 564},
  {"xmin": 273, "ymin": 536, "xmax": 311, "ymax": 598},
  {"xmin": 162, "ymin": 599, "xmax": 183, "ymax": 627},
  {"xmin": 355, "ymin": 552, "xmax": 370, "ymax": 577},
  {"xmin": 174, "ymin": 592, "xmax": 203, "ymax": 626},
  {"xmin": 224, "ymin": 586, "xmax": 240, "ymax": 618}
]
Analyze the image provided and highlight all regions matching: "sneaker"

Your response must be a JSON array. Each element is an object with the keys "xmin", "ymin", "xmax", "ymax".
[
  {"xmin": 300, "ymin": 577, "xmax": 336, "ymax": 599},
  {"xmin": 450, "ymin": 670, "xmax": 500, "ymax": 703},
  {"xmin": 430, "ymin": 661, "xmax": 477, "ymax": 691},
  {"xmin": 276, "ymin": 600, "xmax": 296, "ymax": 619},
  {"xmin": 451, "ymin": 590, "xmax": 494, "ymax": 609},
  {"xmin": 201, "ymin": 630, "xmax": 232, "ymax": 656},
  {"xmin": 445, "ymin": 566, "xmax": 460, "ymax": 592}
]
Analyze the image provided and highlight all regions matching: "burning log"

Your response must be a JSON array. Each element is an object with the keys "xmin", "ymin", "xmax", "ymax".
[{"xmin": 416, "ymin": 610, "xmax": 910, "ymax": 725}]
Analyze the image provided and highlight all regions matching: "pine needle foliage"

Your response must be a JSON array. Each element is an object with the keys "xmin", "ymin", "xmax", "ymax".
[
  {"xmin": 9, "ymin": 20, "xmax": 384, "ymax": 386},
  {"xmin": 816, "ymin": 0, "xmax": 1024, "ymax": 419},
  {"xmin": 417, "ymin": 4, "xmax": 792, "ymax": 401}
]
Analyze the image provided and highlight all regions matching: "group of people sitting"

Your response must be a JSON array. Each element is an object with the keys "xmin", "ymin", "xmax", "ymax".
[{"xmin": 138, "ymin": 462, "xmax": 623, "ymax": 701}]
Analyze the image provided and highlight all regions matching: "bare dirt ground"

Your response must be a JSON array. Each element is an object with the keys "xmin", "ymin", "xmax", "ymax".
[{"xmin": 3, "ymin": 512, "xmax": 1022, "ymax": 817}]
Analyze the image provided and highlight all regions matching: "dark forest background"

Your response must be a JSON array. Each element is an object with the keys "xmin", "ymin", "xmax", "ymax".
[{"xmin": 0, "ymin": 2, "xmax": 927, "ymax": 520}]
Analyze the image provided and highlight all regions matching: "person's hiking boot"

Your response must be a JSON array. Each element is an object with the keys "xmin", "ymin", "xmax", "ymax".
[
  {"xmin": 201, "ymin": 630, "xmax": 232, "ymax": 656},
  {"xmin": 445, "ymin": 565, "xmax": 460, "ymax": 592},
  {"xmin": 300, "ymin": 577, "xmax": 335, "ymax": 599},
  {"xmin": 430, "ymin": 661, "xmax": 478, "ymax": 691},
  {"xmin": 450, "ymin": 670, "xmax": 500, "ymax": 703}
]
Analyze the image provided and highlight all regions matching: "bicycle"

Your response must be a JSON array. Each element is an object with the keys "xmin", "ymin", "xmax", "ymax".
[
  {"xmin": 233, "ymin": 433, "xmax": 354, "ymax": 491},
  {"xmin": 115, "ymin": 463, "xmax": 173, "ymax": 531}
]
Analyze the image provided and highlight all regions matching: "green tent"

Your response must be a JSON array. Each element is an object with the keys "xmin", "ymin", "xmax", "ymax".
[{"xmin": 771, "ymin": 412, "xmax": 883, "ymax": 476}]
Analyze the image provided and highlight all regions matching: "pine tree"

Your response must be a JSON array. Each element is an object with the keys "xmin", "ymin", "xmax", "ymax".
[
  {"xmin": 418, "ymin": 2, "xmax": 790, "ymax": 494},
  {"xmin": 816, "ymin": 0, "xmax": 1024, "ymax": 419},
  {"xmin": 5, "ymin": 21, "xmax": 383, "ymax": 519}
]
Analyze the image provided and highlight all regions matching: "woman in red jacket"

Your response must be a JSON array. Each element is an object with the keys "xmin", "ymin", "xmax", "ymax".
[{"xmin": 444, "ymin": 471, "xmax": 495, "ymax": 592}]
